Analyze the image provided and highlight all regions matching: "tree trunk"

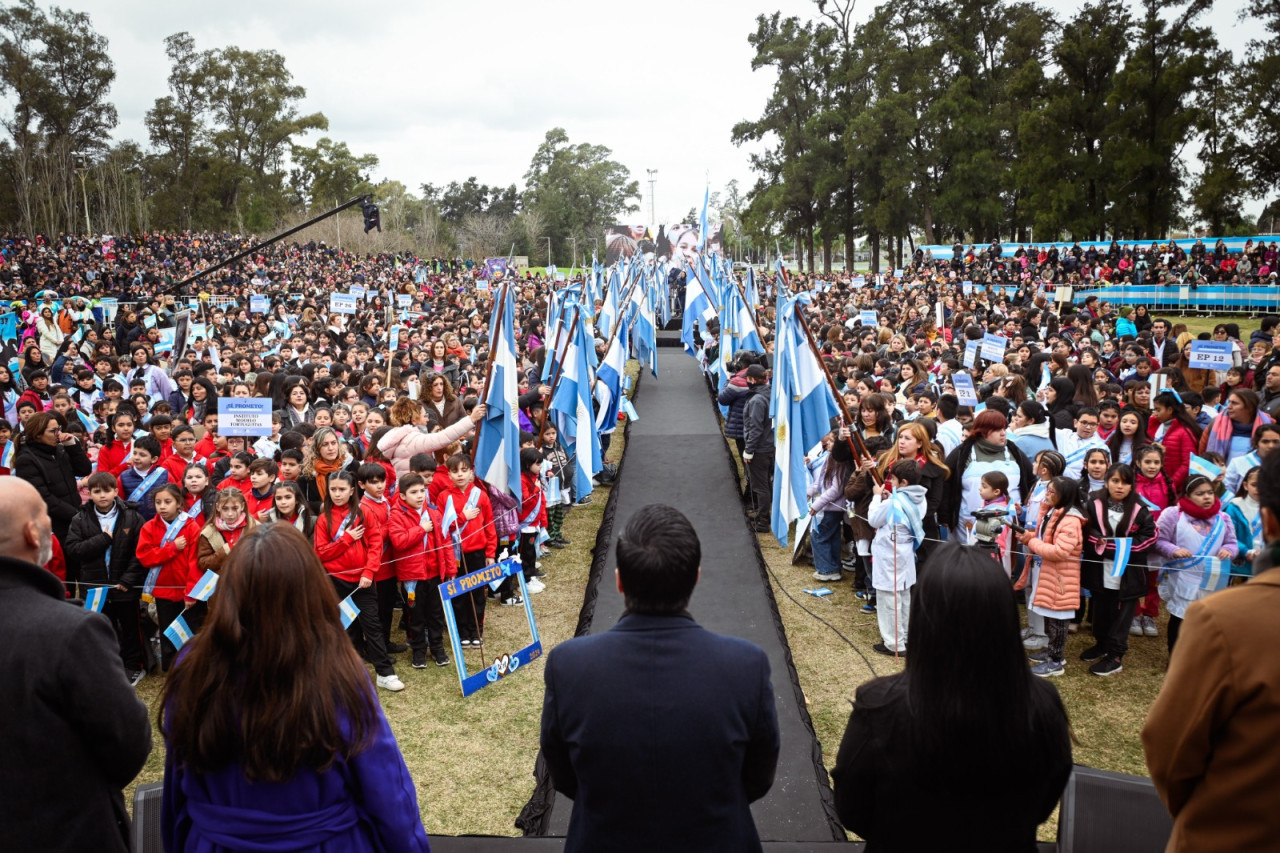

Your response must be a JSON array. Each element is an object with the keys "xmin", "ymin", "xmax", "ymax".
[
  {"xmin": 822, "ymin": 234, "xmax": 833, "ymax": 275},
  {"xmin": 869, "ymin": 227, "xmax": 881, "ymax": 273},
  {"xmin": 806, "ymin": 228, "xmax": 816, "ymax": 276}
]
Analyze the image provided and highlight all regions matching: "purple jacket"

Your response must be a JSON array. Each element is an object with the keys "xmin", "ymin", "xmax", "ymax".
[{"xmin": 162, "ymin": 695, "xmax": 430, "ymax": 852}]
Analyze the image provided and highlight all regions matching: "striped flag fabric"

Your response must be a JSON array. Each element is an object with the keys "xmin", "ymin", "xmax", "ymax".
[
  {"xmin": 1108, "ymin": 538, "xmax": 1133, "ymax": 579},
  {"xmin": 593, "ymin": 318, "xmax": 628, "ymax": 435},
  {"xmin": 189, "ymin": 569, "xmax": 219, "ymax": 602},
  {"xmin": 681, "ymin": 261, "xmax": 717, "ymax": 356},
  {"xmin": 338, "ymin": 592, "xmax": 360, "ymax": 630},
  {"xmin": 83, "ymin": 586, "xmax": 108, "ymax": 613},
  {"xmin": 164, "ymin": 615, "xmax": 194, "ymax": 651},
  {"xmin": 474, "ymin": 284, "xmax": 522, "ymax": 502},
  {"xmin": 1189, "ymin": 454, "xmax": 1224, "ymax": 481},
  {"xmin": 1199, "ymin": 557, "xmax": 1232, "ymax": 592},
  {"xmin": 549, "ymin": 308, "xmax": 603, "ymax": 500},
  {"xmin": 630, "ymin": 274, "xmax": 659, "ymax": 378}
]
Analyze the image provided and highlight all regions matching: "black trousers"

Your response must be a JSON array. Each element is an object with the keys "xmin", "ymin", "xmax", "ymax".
[
  {"xmin": 331, "ymin": 578, "xmax": 394, "ymax": 676},
  {"xmin": 374, "ymin": 578, "xmax": 401, "ymax": 646},
  {"xmin": 451, "ymin": 550, "xmax": 488, "ymax": 642},
  {"xmin": 1091, "ymin": 586, "xmax": 1139, "ymax": 659},
  {"xmin": 747, "ymin": 452, "xmax": 774, "ymax": 522},
  {"xmin": 155, "ymin": 598, "xmax": 186, "ymax": 671},
  {"xmin": 408, "ymin": 578, "xmax": 447, "ymax": 654},
  {"xmin": 1168, "ymin": 615, "xmax": 1184, "ymax": 655},
  {"xmin": 104, "ymin": 594, "xmax": 145, "ymax": 671}
]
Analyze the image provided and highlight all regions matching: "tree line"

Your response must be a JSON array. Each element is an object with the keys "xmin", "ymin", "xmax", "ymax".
[
  {"xmin": 0, "ymin": 0, "xmax": 640, "ymax": 263},
  {"xmin": 734, "ymin": 0, "xmax": 1280, "ymax": 273}
]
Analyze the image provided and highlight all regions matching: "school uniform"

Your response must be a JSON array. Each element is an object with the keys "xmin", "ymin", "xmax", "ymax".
[
  {"xmin": 435, "ymin": 480, "xmax": 496, "ymax": 644},
  {"xmin": 314, "ymin": 503, "xmax": 394, "ymax": 677},
  {"xmin": 516, "ymin": 470, "xmax": 548, "ymax": 585},
  {"xmin": 361, "ymin": 494, "xmax": 400, "ymax": 652},
  {"xmin": 117, "ymin": 464, "xmax": 170, "ymax": 522},
  {"xmin": 1082, "ymin": 496, "xmax": 1158, "ymax": 662},
  {"xmin": 247, "ymin": 485, "xmax": 276, "ymax": 519},
  {"xmin": 386, "ymin": 502, "xmax": 454, "ymax": 661},
  {"xmin": 1155, "ymin": 503, "xmax": 1239, "ymax": 652},
  {"xmin": 64, "ymin": 499, "xmax": 147, "ymax": 672},
  {"xmin": 160, "ymin": 451, "xmax": 208, "ymax": 484},
  {"xmin": 95, "ymin": 440, "xmax": 133, "ymax": 476},
  {"xmin": 136, "ymin": 512, "xmax": 202, "ymax": 669}
]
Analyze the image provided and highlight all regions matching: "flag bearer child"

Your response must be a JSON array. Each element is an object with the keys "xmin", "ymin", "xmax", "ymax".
[
  {"xmin": 435, "ymin": 453, "xmax": 496, "ymax": 649},
  {"xmin": 387, "ymin": 472, "xmax": 455, "ymax": 668}
]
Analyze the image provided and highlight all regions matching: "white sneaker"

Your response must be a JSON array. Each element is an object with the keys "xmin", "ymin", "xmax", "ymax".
[
  {"xmin": 1129, "ymin": 618, "xmax": 1144, "ymax": 637},
  {"xmin": 376, "ymin": 674, "xmax": 405, "ymax": 692},
  {"xmin": 526, "ymin": 578, "xmax": 546, "ymax": 593},
  {"xmin": 1022, "ymin": 635, "xmax": 1048, "ymax": 650},
  {"xmin": 1142, "ymin": 615, "xmax": 1159, "ymax": 637}
]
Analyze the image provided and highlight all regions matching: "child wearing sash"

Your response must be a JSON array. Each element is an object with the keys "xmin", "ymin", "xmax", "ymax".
[
  {"xmin": 866, "ymin": 460, "xmax": 927, "ymax": 657},
  {"xmin": 436, "ymin": 453, "xmax": 497, "ymax": 648},
  {"xmin": 313, "ymin": 470, "xmax": 402, "ymax": 692},
  {"xmin": 1155, "ymin": 474, "xmax": 1239, "ymax": 654},
  {"xmin": 136, "ymin": 484, "xmax": 203, "ymax": 670},
  {"xmin": 65, "ymin": 471, "xmax": 147, "ymax": 683},
  {"xmin": 117, "ymin": 435, "xmax": 169, "ymax": 522},
  {"xmin": 387, "ymin": 473, "xmax": 454, "ymax": 668},
  {"xmin": 264, "ymin": 481, "xmax": 314, "ymax": 538},
  {"xmin": 508, "ymin": 447, "xmax": 549, "ymax": 602},
  {"xmin": 1014, "ymin": 450, "xmax": 1065, "ymax": 653},
  {"xmin": 181, "ymin": 463, "xmax": 216, "ymax": 529},
  {"xmin": 356, "ymin": 462, "xmax": 404, "ymax": 657},
  {"xmin": 1224, "ymin": 466, "xmax": 1263, "ymax": 579},
  {"xmin": 1081, "ymin": 463, "xmax": 1158, "ymax": 677},
  {"xmin": 1132, "ymin": 446, "xmax": 1175, "ymax": 636}
]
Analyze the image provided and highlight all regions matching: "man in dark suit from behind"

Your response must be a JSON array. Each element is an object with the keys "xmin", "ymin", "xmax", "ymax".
[{"xmin": 540, "ymin": 503, "xmax": 780, "ymax": 852}]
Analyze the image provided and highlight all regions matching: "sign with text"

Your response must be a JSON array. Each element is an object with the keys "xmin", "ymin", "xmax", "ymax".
[
  {"xmin": 981, "ymin": 333, "xmax": 1007, "ymax": 363},
  {"xmin": 858, "ymin": 310, "xmax": 877, "ymax": 327},
  {"xmin": 329, "ymin": 293, "xmax": 358, "ymax": 315},
  {"xmin": 964, "ymin": 339, "xmax": 980, "ymax": 369},
  {"xmin": 217, "ymin": 397, "xmax": 274, "ymax": 437},
  {"xmin": 440, "ymin": 557, "xmax": 542, "ymax": 697},
  {"xmin": 249, "ymin": 294, "xmax": 268, "ymax": 314},
  {"xmin": 350, "ymin": 285, "xmax": 367, "ymax": 300},
  {"xmin": 953, "ymin": 373, "xmax": 979, "ymax": 406},
  {"xmin": 1188, "ymin": 340, "xmax": 1233, "ymax": 370}
]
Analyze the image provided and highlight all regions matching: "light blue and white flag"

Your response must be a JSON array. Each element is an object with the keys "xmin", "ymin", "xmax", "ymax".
[
  {"xmin": 1109, "ymin": 537, "xmax": 1133, "ymax": 580},
  {"xmin": 681, "ymin": 261, "xmax": 717, "ymax": 357},
  {"xmin": 474, "ymin": 284, "xmax": 522, "ymax": 501},
  {"xmin": 771, "ymin": 290, "xmax": 840, "ymax": 545},
  {"xmin": 550, "ymin": 308, "xmax": 603, "ymax": 499},
  {"xmin": 338, "ymin": 592, "xmax": 360, "ymax": 630},
  {"xmin": 189, "ymin": 569, "xmax": 219, "ymax": 602},
  {"xmin": 164, "ymin": 615, "xmax": 194, "ymax": 650},
  {"xmin": 1199, "ymin": 557, "xmax": 1232, "ymax": 592},
  {"xmin": 696, "ymin": 185, "xmax": 710, "ymax": 253},
  {"xmin": 593, "ymin": 318, "xmax": 628, "ymax": 435},
  {"xmin": 630, "ymin": 272, "xmax": 659, "ymax": 378},
  {"xmin": 1189, "ymin": 454, "xmax": 1224, "ymax": 482},
  {"xmin": 84, "ymin": 586, "xmax": 108, "ymax": 613}
]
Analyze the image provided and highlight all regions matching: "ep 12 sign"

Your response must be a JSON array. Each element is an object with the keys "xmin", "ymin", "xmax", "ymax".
[
  {"xmin": 218, "ymin": 398, "xmax": 274, "ymax": 437},
  {"xmin": 1188, "ymin": 340, "xmax": 1233, "ymax": 370}
]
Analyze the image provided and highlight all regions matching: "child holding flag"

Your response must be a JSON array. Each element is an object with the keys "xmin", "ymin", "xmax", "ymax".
[
  {"xmin": 65, "ymin": 471, "xmax": 147, "ymax": 683},
  {"xmin": 386, "ymin": 473, "xmax": 454, "ymax": 668},
  {"xmin": 1155, "ymin": 474, "xmax": 1239, "ymax": 655},
  {"xmin": 436, "ymin": 453, "xmax": 496, "ymax": 649},
  {"xmin": 1081, "ymin": 463, "xmax": 1157, "ymax": 677},
  {"xmin": 866, "ymin": 460, "xmax": 928, "ymax": 657},
  {"xmin": 356, "ymin": 462, "xmax": 404, "ymax": 656},
  {"xmin": 136, "ymin": 483, "xmax": 202, "ymax": 670}
]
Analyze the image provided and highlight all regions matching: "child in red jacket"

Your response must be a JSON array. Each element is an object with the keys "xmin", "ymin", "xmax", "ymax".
[
  {"xmin": 387, "ymin": 472, "xmax": 455, "ymax": 668},
  {"xmin": 435, "ymin": 453, "xmax": 496, "ymax": 648},
  {"xmin": 357, "ymin": 462, "xmax": 404, "ymax": 658},
  {"xmin": 313, "ymin": 469, "xmax": 402, "ymax": 692},
  {"xmin": 506, "ymin": 447, "xmax": 549, "ymax": 602},
  {"xmin": 136, "ymin": 483, "xmax": 202, "ymax": 670}
]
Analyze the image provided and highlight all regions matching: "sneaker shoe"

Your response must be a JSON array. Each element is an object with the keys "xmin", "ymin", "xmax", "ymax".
[
  {"xmin": 1089, "ymin": 656, "xmax": 1124, "ymax": 677},
  {"xmin": 576, "ymin": 496, "xmax": 592, "ymax": 505},
  {"xmin": 1067, "ymin": 622, "xmax": 1080, "ymax": 634},
  {"xmin": 1142, "ymin": 615, "xmax": 1159, "ymax": 637},
  {"xmin": 554, "ymin": 537, "xmax": 572, "ymax": 546},
  {"xmin": 386, "ymin": 642, "xmax": 409, "ymax": 654},
  {"xmin": 1027, "ymin": 650, "xmax": 1052, "ymax": 663},
  {"xmin": 1031, "ymin": 660, "xmax": 1065, "ymax": 678},
  {"xmin": 1022, "ymin": 634, "xmax": 1049, "ymax": 651},
  {"xmin": 127, "ymin": 668, "xmax": 146, "ymax": 687},
  {"xmin": 872, "ymin": 642, "xmax": 906, "ymax": 657},
  {"xmin": 526, "ymin": 578, "xmax": 546, "ymax": 594},
  {"xmin": 854, "ymin": 589, "xmax": 871, "ymax": 600},
  {"xmin": 812, "ymin": 571, "xmax": 842, "ymax": 582},
  {"xmin": 860, "ymin": 602, "xmax": 877, "ymax": 614},
  {"xmin": 412, "ymin": 651, "xmax": 428, "ymax": 669},
  {"xmin": 1129, "ymin": 618, "xmax": 1145, "ymax": 637},
  {"xmin": 1079, "ymin": 644, "xmax": 1105, "ymax": 663},
  {"xmin": 459, "ymin": 638, "xmax": 472, "ymax": 648},
  {"xmin": 501, "ymin": 595, "xmax": 524, "ymax": 606},
  {"xmin": 433, "ymin": 650, "xmax": 450, "ymax": 667},
  {"xmin": 376, "ymin": 674, "xmax": 406, "ymax": 692},
  {"xmin": 547, "ymin": 540, "xmax": 565, "ymax": 549},
  {"xmin": 1020, "ymin": 627, "xmax": 1033, "ymax": 640},
  {"xmin": 751, "ymin": 522, "xmax": 771, "ymax": 533}
]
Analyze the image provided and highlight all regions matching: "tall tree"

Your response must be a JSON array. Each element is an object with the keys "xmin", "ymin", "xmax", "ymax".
[
  {"xmin": 522, "ymin": 128, "xmax": 639, "ymax": 251},
  {"xmin": 288, "ymin": 137, "xmax": 378, "ymax": 210},
  {"xmin": 1235, "ymin": 0, "xmax": 1280, "ymax": 208}
]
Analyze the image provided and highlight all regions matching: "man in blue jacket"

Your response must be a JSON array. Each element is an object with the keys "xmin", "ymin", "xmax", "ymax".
[{"xmin": 540, "ymin": 504, "xmax": 780, "ymax": 852}]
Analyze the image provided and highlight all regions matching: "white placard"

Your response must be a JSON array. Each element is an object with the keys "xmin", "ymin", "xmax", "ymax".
[
  {"xmin": 953, "ymin": 373, "xmax": 979, "ymax": 406},
  {"xmin": 1188, "ymin": 340, "xmax": 1233, "ymax": 370},
  {"xmin": 964, "ymin": 339, "xmax": 980, "ymax": 369},
  {"xmin": 981, "ymin": 333, "xmax": 1007, "ymax": 363},
  {"xmin": 330, "ymin": 293, "xmax": 358, "ymax": 315},
  {"xmin": 859, "ymin": 310, "xmax": 877, "ymax": 326}
]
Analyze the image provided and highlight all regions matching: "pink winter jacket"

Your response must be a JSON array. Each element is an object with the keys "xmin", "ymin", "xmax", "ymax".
[{"xmin": 377, "ymin": 418, "xmax": 476, "ymax": 476}]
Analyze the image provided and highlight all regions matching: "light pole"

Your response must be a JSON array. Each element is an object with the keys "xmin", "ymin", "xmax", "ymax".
[
  {"xmin": 646, "ymin": 169, "xmax": 658, "ymax": 225},
  {"xmin": 546, "ymin": 237, "xmax": 552, "ymax": 267},
  {"xmin": 571, "ymin": 237, "xmax": 578, "ymax": 271},
  {"xmin": 73, "ymin": 153, "xmax": 91, "ymax": 235}
]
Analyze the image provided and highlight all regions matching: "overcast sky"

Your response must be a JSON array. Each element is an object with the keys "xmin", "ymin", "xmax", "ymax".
[{"xmin": 74, "ymin": 0, "xmax": 1253, "ymax": 224}]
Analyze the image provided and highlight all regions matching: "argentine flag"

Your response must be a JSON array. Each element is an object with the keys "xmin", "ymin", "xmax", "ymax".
[
  {"xmin": 550, "ymin": 310, "xmax": 603, "ymax": 499},
  {"xmin": 190, "ymin": 569, "xmax": 219, "ymax": 602},
  {"xmin": 83, "ymin": 586, "xmax": 108, "ymax": 613},
  {"xmin": 594, "ymin": 316, "xmax": 629, "ymax": 434},
  {"xmin": 630, "ymin": 274, "xmax": 659, "ymax": 379},
  {"xmin": 474, "ymin": 284, "xmax": 523, "ymax": 501},
  {"xmin": 771, "ymin": 291, "xmax": 840, "ymax": 545},
  {"xmin": 681, "ymin": 261, "xmax": 717, "ymax": 357},
  {"xmin": 719, "ymin": 278, "xmax": 763, "ymax": 389},
  {"xmin": 599, "ymin": 267, "xmax": 622, "ymax": 334},
  {"xmin": 338, "ymin": 592, "xmax": 360, "ymax": 629}
]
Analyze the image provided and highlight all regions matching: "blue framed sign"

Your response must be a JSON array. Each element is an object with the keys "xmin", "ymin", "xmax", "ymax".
[{"xmin": 439, "ymin": 557, "xmax": 543, "ymax": 697}]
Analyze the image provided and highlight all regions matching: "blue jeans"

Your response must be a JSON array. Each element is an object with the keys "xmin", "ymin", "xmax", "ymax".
[{"xmin": 811, "ymin": 510, "xmax": 844, "ymax": 576}]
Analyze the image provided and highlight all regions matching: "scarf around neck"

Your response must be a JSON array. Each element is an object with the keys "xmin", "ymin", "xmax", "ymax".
[
  {"xmin": 215, "ymin": 513, "xmax": 247, "ymax": 532},
  {"xmin": 1177, "ymin": 495, "xmax": 1221, "ymax": 521},
  {"xmin": 312, "ymin": 454, "xmax": 345, "ymax": 502}
]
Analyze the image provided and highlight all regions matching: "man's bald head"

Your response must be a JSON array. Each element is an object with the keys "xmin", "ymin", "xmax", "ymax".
[{"xmin": 0, "ymin": 478, "xmax": 52, "ymax": 566}]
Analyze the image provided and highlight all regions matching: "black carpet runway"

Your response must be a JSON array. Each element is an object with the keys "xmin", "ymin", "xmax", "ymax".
[{"xmin": 532, "ymin": 332, "xmax": 842, "ymax": 843}]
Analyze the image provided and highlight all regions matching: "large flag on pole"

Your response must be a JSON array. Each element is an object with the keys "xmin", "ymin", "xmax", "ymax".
[
  {"xmin": 771, "ymin": 291, "xmax": 840, "ymax": 545},
  {"xmin": 593, "ymin": 322, "xmax": 628, "ymax": 434},
  {"xmin": 631, "ymin": 274, "xmax": 659, "ymax": 378},
  {"xmin": 681, "ymin": 260, "xmax": 717, "ymax": 357},
  {"xmin": 474, "ymin": 285, "xmax": 522, "ymax": 501},
  {"xmin": 696, "ymin": 185, "xmax": 710, "ymax": 253},
  {"xmin": 550, "ymin": 312, "xmax": 603, "ymax": 499}
]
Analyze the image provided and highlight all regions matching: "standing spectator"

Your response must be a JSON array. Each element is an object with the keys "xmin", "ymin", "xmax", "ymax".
[
  {"xmin": 741, "ymin": 364, "xmax": 774, "ymax": 532},
  {"xmin": 1143, "ymin": 450, "xmax": 1280, "ymax": 852},
  {"xmin": 14, "ymin": 411, "xmax": 91, "ymax": 586},
  {"xmin": 0, "ymin": 477, "xmax": 151, "ymax": 851}
]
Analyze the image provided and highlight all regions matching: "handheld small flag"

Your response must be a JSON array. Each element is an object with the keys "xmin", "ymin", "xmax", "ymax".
[
  {"xmin": 1109, "ymin": 538, "xmax": 1133, "ymax": 580},
  {"xmin": 338, "ymin": 592, "xmax": 360, "ymax": 630},
  {"xmin": 83, "ymin": 586, "xmax": 108, "ymax": 613},
  {"xmin": 405, "ymin": 580, "xmax": 417, "ymax": 606},
  {"xmin": 1199, "ymin": 557, "xmax": 1231, "ymax": 592},
  {"xmin": 1189, "ymin": 454, "xmax": 1224, "ymax": 482},
  {"xmin": 189, "ymin": 569, "xmax": 219, "ymax": 602},
  {"xmin": 163, "ymin": 615, "xmax": 193, "ymax": 651}
]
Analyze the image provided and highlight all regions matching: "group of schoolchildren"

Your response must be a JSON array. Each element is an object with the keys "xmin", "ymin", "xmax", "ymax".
[
  {"xmin": 804, "ymin": 419, "xmax": 1264, "ymax": 679},
  {"xmin": 27, "ymin": 384, "xmax": 568, "ymax": 694}
]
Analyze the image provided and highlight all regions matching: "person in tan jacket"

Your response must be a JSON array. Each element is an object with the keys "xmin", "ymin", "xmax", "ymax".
[{"xmin": 1142, "ymin": 450, "xmax": 1280, "ymax": 852}]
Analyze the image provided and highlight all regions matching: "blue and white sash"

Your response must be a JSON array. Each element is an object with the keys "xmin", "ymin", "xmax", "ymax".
[
  {"xmin": 127, "ymin": 467, "xmax": 165, "ymax": 505},
  {"xmin": 331, "ymin": 512, "xmax": 354, "ymax": 544},
  {"xmin": 520, "ymin": 491, "xmax": 545, "ymax": 530},
  {"xmin": 1166, "ymin": 515, "xmax": 1227, "ymax": 574},
  {"xmin": 887, "ymin": 490, "xmax": 925, "ymax": 546}
]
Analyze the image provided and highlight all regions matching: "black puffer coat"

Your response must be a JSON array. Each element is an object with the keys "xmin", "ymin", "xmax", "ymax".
[{"xmin": 14, "ymin": 438, "xmax": 91, "ymax": 536}]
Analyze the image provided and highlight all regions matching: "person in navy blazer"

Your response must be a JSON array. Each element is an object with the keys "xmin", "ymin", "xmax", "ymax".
[{"xmin": 540, "ymin": 503, "xmax": 780, "ymax": 852}]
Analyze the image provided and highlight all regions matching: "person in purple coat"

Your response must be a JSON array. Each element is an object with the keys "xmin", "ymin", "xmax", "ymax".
[{"xmin": 160, "ymin": 523, "xmax": 430, "ymax": 852}]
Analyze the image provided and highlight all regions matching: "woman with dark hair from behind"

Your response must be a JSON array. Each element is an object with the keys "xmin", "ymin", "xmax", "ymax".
[
  {"xmin": 831, "ymin": 541, "xmax": 1073, "ymax": 850},
  {"xmin": 160, "ymin": 523, "xmax": 430, "ymax": 851}
]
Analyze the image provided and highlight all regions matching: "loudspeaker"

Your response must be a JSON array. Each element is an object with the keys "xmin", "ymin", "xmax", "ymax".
[
  {"xmin": 1057, "ymin": 765, "xmax": 1172, "ymax": 853},
  {"xmin": 133, "ymin": 781, "xmax": 165, "ymax": 853}
]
